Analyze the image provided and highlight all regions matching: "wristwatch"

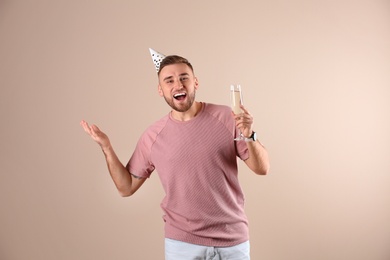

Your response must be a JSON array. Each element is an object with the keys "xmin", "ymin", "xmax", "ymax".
[{"xmin": 245, "ymin": 131, "xmax": 257, "ymax": 142}]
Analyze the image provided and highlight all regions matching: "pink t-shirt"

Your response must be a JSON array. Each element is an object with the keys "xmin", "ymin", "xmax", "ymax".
[{"xmin": 126, "ymin": 103, "xmax": 250, "ymax": 247}]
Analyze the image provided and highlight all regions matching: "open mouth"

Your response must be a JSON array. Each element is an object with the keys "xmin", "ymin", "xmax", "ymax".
[{"xmin": 173, "ymin": 93, "xmax": 187, "ymax": 101}]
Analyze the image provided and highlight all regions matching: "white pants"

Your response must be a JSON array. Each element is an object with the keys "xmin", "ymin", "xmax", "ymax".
[{"xmin": 165, "ymin": 238, "xmax": 250, "ymax": 260}]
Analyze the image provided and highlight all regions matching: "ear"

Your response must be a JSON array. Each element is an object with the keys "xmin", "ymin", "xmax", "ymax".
[
  {"xmin": 158, "ymin": 84, "xmax": 164, "ymax": 97},
  {"xmin": 194, "ymin": 77, "xmax": 199, "ymax": 90}
]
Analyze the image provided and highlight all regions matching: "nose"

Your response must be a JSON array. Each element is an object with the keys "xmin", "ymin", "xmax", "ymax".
[{"xmin": 174, "ymin": 78, "xmax": 184, "ymax": 88}]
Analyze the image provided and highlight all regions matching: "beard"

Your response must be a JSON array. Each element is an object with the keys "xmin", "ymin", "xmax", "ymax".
[{"xmin": 163, "ymin": 89, "xmax": 196, "ymax": 112}]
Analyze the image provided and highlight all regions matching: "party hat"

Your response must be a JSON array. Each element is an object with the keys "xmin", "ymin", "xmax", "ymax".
[{"xmin": 149, "ymin": 48, "xmax": 166, "ymax": 72}]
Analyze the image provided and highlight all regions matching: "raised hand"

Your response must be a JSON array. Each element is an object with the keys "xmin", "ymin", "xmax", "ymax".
[
  {"xmin": 80, "ymin": 120, "xmax": 111, "ymax": 150},
  {"xmin": 233, "ymin": 105, "xmax": 254, "ymax": 138}
]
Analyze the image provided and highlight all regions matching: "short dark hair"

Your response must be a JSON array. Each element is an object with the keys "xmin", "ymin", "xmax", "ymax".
[{"xmin": 158, "ymin": 55, "xmax": 194, "ymax": 76}]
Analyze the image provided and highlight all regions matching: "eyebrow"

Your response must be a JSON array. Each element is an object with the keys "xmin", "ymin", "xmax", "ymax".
[{"xmin": 163, "ymin": 73, "xmax": 190, "ymax": 82}]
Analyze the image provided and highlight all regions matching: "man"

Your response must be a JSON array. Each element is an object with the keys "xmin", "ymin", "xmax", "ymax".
[{"xmin": 81, "ymin": 50, "xmax": 270, "ymax": 259}]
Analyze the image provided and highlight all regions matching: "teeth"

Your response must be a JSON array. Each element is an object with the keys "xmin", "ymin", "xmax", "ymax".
[{"xmin": 174, "ymin": 93, "xmax": 186, "ymax": 98}]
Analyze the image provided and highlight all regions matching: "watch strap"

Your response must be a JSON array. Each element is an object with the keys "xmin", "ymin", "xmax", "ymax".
[{"xmin": 245, "ymin": 131, "xmax": 257, "ymax": 142}]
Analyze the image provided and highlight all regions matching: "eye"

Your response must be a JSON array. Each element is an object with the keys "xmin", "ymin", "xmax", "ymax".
[{"xmin": 180, "ymin": 77, "xmax": 188, "ymax": 81}]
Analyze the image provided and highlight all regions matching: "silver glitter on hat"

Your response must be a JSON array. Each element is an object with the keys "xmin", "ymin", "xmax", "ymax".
[{"xmin": 149, "ymin": 48, "xmax": 166, "ymax": 72}]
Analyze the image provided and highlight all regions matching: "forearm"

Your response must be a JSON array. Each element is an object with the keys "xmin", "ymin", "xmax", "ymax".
[
  {"xmin": 80, "ymin": 121, "xmax": 144, "ymax": 196},
  {"xmin": 101, "ymin": 145, "xmax": 133, "ymax": 196},
  {"xmin": 245, "ymin": 140, "xmax": 270, "ymax": 175}
]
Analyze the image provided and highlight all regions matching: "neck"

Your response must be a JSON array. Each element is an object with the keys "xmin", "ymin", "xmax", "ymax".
[{"xmin": 171, "ymin": 101, "xmax": 202, "ymax": 121}]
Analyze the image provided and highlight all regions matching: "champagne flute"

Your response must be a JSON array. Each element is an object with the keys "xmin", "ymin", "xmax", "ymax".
[{"xmin": 230, "ymin": 84, "xmax": 245, "ymax": 141}]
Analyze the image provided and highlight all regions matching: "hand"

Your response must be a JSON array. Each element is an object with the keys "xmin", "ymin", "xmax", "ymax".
[
  {"xmin": 80, "ymin": 120, "xmax": 111, "ymax": 150},
  {"xmin": 233, "ymin": 105, "xmax": 254, "ymax": 138}
]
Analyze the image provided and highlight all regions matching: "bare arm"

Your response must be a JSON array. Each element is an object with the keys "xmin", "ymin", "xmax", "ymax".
[
  {"xmin": 80, "ymin": 120, "xmax": 146, "ymax": 196},
  {"xmin": 244, "ymin": 139, "xmax": 270, "ymax": 175},
  {"xmin": 233, "ymin": 106, "xmax": 270, "ymax": 175}
]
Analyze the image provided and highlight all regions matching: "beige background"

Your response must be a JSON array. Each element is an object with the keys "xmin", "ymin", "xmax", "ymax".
[{"xmin": 1, "ymin": 0, "xmax": 389, "ymax": 259}]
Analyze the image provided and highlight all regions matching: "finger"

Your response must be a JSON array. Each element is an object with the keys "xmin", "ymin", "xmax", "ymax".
[
  {"xmin": 236, "ymin": 115, "xmax": 253, "ymax": 129},
  {"xmin": 80, "ymin": 120, "xmax": 92, "ymax": 135},
  {"xmin": 240, "ymin": 105, "xmax": 251, "ymax": 115},
  {"xmin": 89, "ymin": 125, "xmax": 103, "ymax": 139},
  {"xmin": 237, "ymin": 120, "xmax": 252, "ymax": 129},
  {"xmin": 235, "ymin": 113, "xmax": 252, "ymax": 122},
  {"xmin": 90, "ymin": 124, "xmax": 101, "ymax": 135},
  {"xmin": 243, "ymin": 114, "xmax": 253, "ymax": 124}
]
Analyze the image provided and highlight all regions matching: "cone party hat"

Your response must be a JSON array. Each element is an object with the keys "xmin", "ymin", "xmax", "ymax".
[{"xmin": 149, "ymin": 48, "xmax": 166, "ymax": 72}]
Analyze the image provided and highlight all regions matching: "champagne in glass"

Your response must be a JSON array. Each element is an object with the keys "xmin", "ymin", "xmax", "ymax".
[{"xmin": 230, "ymin": 84, "xmax": 245, "ymax": 141}]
